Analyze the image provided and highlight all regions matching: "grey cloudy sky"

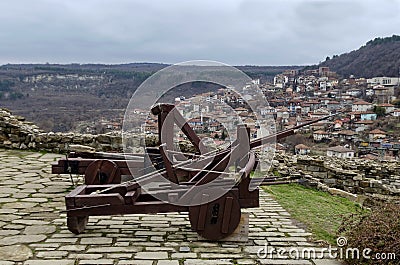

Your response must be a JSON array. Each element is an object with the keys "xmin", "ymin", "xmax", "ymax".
[{"xmin": 0, "ymin": 0, "xmax": 399, "ymax": 66}]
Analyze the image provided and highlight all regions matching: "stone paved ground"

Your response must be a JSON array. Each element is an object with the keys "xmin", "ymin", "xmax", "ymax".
[{"xmin": 0, "ymin": 149, "xmax": 343, "ymax": 265}]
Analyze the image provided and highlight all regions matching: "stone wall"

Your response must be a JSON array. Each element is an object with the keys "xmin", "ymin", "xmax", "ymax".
[
  {"xmin": 0, "ymin": 108, "xmax": 127, "ymax": 153},
  {"xmin": 271, "ymin": 153, "xmax": 400, "ymax": 202},
  {"xmin": 0, "ymin": 108, "xmax": 194, "ymax": 153}
]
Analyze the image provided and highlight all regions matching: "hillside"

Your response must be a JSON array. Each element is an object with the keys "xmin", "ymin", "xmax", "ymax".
[
  {"xmin": 0, "ymin": 63, "xmax": 297, "ymax": 132},
  {"xmin": 317, "ymin": 35, "xmax": 400, "ymax": 78}
]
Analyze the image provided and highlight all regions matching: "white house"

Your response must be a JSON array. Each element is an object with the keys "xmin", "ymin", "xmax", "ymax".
[
  {"xmin": 369, "ymin": 129, "xmax": 387, "ymax": 141},
  {"xmin": 354, "ymin": 120, "xmax": 374, "ymax": 132},
  {"xmin": 274, "ymin": 74, "xmax": 289, "ymax": 89},
  {"xmin": 327, "ymin": 101, "xmax": 340, "ymax": 110},
  {"xmin": 313, "ymin": 130, "xmax": 330, "ymax": 141},
  {"xmin": 367, "ymin": 77, "xmax": 400, "ymax": 87},
  {"xmin": 346, "ymin": 89, "xmax": 362, "ymax": 97},
  {"xmin": 327, "ymin": 146, "xmax": 355, "ymax": 159},
  {"xmin": 295, "ymin": 144, "xmax": 310, "ymax": 155},
  {"xmin": 379, "ymin": 103, "xmax": 395, "ymax": 114},
  {"xmin": 352, "ymin": 100, "xmax": 373, "ymax": 112},
  {"xmin": 259, "ymin": 106, "xmax": 276, "ymax": 116},
  {"xmin": 301, "ymin": 103, "xmax": 311, "ymax": 114},
  {"xmin": 337, "ymin": 130, "xmax": 357, "ymax": 142},
  {"xmin": 391, "ymin": 109, "xmax": 400, "ymax": 117}
]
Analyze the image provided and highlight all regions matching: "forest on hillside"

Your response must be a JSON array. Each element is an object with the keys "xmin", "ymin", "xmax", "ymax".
[{"xmin": 317, "ymin": 35, "xmax": 400, "ymax": 78}]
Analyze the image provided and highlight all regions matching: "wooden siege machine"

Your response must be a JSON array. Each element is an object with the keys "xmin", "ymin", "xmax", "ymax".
[{"xmin": 52, "ymin": 103, "xmax": 334, "ymax": 240}]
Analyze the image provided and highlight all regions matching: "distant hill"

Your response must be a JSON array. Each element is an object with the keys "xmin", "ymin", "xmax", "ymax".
[
  {"xmin": 316, "ymin": 35, "xmax": 400, "ymax": 78},
  {"xmin": 0, "ymin": 63, "xmax": 298, "ymax": 132}
]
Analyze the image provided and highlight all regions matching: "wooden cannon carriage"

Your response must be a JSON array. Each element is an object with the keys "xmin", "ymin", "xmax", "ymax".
[{"xmin": 52, "ymin": 103, "xmax": 334, "ymax": 240}]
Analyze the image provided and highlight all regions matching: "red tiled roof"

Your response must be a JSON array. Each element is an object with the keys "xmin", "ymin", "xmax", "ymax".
[
  {"xmin": 327, "ymin": 146, "xmax": 354, "ymax": 153},
  {"xmin": 311, "ymin": 122, "xmax": 327, "ymax": 126},
  {"xmin": 355, "ymin": 120, "xmax": 374, "ymax": 124},
  {"xmin": 295, "ymin": 144, "xmax": 310, "ymax": 149},
  {"xmin": 338, "ymin": 130, "xmax": 357, "ymax": 135},
  {"xmin": 369, "ymin": 129, "xmax": 386, "ymax": 134},
  {"xmin": 348, "ymin": 111, "xmax": 375, "ymax": 115},
  {"xmin": 353, "ymin": 100, "xmax": 372, "ymax": 105},
  {"xmin": 373, "ymin": 86, "xmax": 388, "ymax": 90},
  {"xmin": 314, "ymin": 130, "xmax": 328, "ymax": 134}
]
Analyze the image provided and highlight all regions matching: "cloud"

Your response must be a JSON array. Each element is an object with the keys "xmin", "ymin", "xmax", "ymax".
[{"xmin": 0, "ymin": 0, "xmax": 399, "ymax": 65}]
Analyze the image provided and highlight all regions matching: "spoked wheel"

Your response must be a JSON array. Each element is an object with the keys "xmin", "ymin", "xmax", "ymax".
[
  {"xmin": 189, "ymin": 188, "xmax": 241, "ymax": 240},
  {"xmin": 84, "ymin": 159, "xmax": 121, "ymax": 185},
  {"xmin": 67, "ymin": 215, "xmax": 89, "ymax": 234}
]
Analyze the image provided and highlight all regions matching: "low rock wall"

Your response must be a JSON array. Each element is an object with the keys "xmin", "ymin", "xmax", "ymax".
[
  {"xmin": 0, "ymin": 108, "xmax": 130, "ymax": 153},
  {"xmin": 271, "ymin": 153, "xmax": 400, "ymax": 202}
]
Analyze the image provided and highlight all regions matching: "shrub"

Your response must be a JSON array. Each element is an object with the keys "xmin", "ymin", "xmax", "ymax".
[{"xmin": 338, "ymin": 203, "xmax": 400, "ymax": 265}]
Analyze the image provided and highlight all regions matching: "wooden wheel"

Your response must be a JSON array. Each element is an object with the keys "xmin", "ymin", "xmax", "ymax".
[
  {"xmin": 189, "ymin": 188, "xmax": 241, "ymax": 240},
  {"xmin": 67, "ymin": 215, "xmax": 89, "ymax": 234},
  {"xmin": 84, "ymin": 160, "xmax": 121, "ymax": 185}
]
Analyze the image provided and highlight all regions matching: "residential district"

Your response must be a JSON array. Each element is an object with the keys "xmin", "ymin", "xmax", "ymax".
[{"xmin": 91, "ymin": 66, "xmax": 400, "ymax": 161}]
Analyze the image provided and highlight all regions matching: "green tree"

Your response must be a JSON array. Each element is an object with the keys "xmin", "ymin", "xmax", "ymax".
[
  {"xmin": 373, "ymin": 106, "xmax": 386, "ymax": 117},
  {"xmin": 392, "ymin": 99, "xmax": 400, "ymax": 108},
  {"xmin": 221, "ymin": 129, "xmax": 228, "ymax": 140}
]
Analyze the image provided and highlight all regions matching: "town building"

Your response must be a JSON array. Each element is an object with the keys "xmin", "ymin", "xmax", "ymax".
[
  {"xmin": 351, "ymin": 100, "xmax": 373, "ymax": 112},
  {"xmin": 327, "ymin": 146, "xmax": 355, "ymax": 158},
  {"xmin": 369, "ymin": 129, "xmax": 387, "ymax": 141}
]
